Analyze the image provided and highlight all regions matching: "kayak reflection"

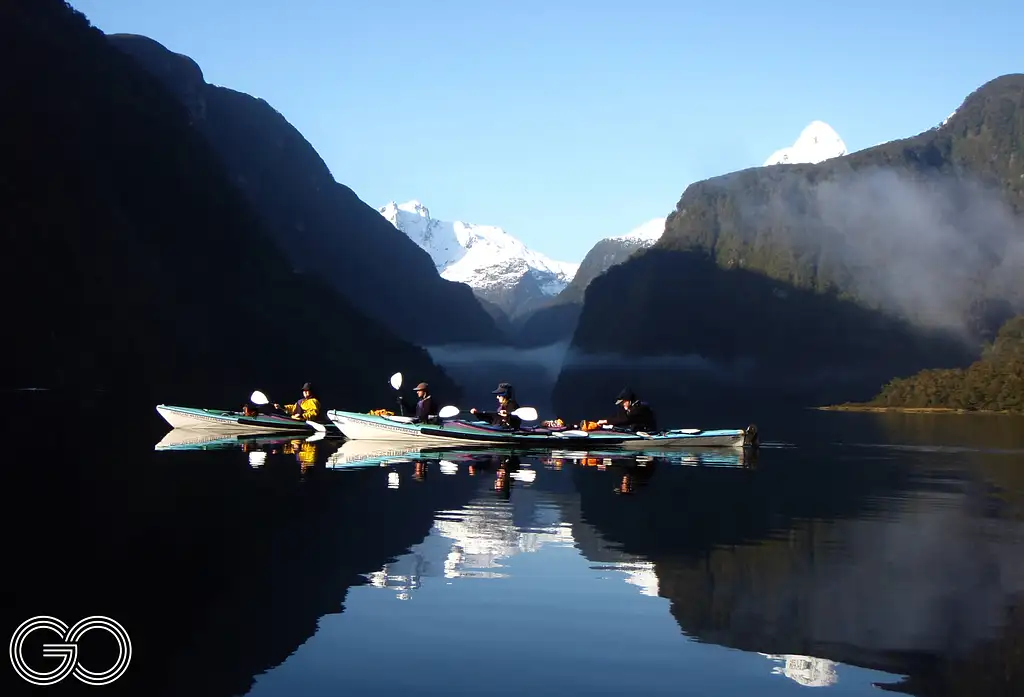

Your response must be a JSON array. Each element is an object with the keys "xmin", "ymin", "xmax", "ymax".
[{"xmin": 154, "ymin": 428, "xmax": 342, "ymax": 473}]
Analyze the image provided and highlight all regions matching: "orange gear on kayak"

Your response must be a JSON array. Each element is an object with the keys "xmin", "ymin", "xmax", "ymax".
[{"xmin": 369, "ymin": 408, "xmax": 395, "ymax": 416}]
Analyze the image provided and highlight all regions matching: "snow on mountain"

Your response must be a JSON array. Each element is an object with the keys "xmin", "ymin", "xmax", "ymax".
[
  {"xmin": 379, "ymin": 200, "xmax": 579, "ymax": 318},
  {"xmin": 608, "ymin": 217, "xmax": 666, "ymax": 245},
  {"xmin": 763, "ymin": 120, "xmax": 848, "ymax": 166},
  {"xmin": 379, "ymin": 200, "xmax": 578, "ymax": 292}
]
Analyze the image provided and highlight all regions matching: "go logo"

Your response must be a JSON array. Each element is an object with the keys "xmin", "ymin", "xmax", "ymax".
[{"xmin": 9, "ymin": 616, "xmax": 132, "ymax": 686}]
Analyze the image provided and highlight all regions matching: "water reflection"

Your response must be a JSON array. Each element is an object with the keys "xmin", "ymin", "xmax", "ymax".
[
  {"xmin": 155, "ymin": 428, "xmax": 344, "ymax": 475},
  {"xmin": 24, "ymin": 408, "xmax": 1024, "ymax": 697},
  {"xmin": 761, "ymin": 654, "xmax": 839, "ymax": 688}
]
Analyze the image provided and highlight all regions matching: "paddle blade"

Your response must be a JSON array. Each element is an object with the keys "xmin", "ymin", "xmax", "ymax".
[
  {"xmin": 306, "ymin": 420, "xmax": 327, "ymax": 433},
  {"xmin": 510, "ymin": 468, "xmax": 537, "ymax": 483},
  {"xmin": 438, "ymin": 405, "xmax": 460, "ymax": 419},
  {"xmin": 389, "ymin": 372, "xmax": 403, "ymax": 390},
  {"xmin": 555, "ymin": 429, "xmax": 590, "ymax": 438},
  {"xmin": 511, "ymin": 406, "xmax": 538, "ymax": 421},
  {"xmin": 250, "ymin": 390, "xmax": 270, "ymax": 406}
]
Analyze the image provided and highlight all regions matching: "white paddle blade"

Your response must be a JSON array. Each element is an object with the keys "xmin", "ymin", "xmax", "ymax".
[
  {"xmin": 438, "ymin": 405, "xmax": 460, "ymax": 419},
  {"xmin": 510, "ymin": 469, "xmax": 537, "ymax": 483},
  {"xmin": 250, "ymin": 390, "xmax": 270, "ymax": 405},
  {"xmin": 511, "ymin": 406, "xmax": 538, "ymax": 421},
  {"xmin": 306, "ymin": 420, "xmax": 327, "ymax": 433},
  {"xmin": 555, "ymin": 429, "xmax": 590, "ymax": 438},
  {"xmin": 389, "ymin": 372, "xmax": 403, "ymax": 390}
]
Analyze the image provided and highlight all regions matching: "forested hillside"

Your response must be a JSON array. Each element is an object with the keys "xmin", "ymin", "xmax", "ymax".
[{"xmin": 554, "ymin": 74, "xmax": 1024, "ymax": 417}]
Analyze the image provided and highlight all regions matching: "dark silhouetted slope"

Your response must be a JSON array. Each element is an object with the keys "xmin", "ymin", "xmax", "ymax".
[
  {"xmin": 0, "ymin": 0, "xmax": 459, "ymax": 408},
  {"xmin": 515, "ymin": 237, "xmax": 652, "ymax": 346},
  {"xmin": 108, "ymin": 33, "xmax": 503, "ymax": 347}
]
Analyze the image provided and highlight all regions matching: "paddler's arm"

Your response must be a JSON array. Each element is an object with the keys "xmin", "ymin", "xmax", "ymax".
[{"xmin": 301, "ymin": 398, "xmax": 322, "ymax": 420}]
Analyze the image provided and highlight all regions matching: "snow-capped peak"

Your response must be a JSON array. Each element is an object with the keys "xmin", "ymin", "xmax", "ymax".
[
  {"xmin": 763, "ymin": 120, "xmax": 848, "ymax": 166},
  {"xmin": 378, "ymin": 200, "xmax": 579, "ymax": 298},
  {"xmin": 609, "ymin": 217, "xmax": 666, "ymax": 244}
]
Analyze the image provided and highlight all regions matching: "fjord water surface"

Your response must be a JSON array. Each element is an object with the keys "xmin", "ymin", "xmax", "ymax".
[{"xmin": 6, "ymin": 396, "xmax": 1024, "ymax": 697}]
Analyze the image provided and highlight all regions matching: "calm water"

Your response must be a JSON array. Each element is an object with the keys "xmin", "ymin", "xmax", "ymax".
[{"xmin": 6, "ymin": 400, "xmax": 1024, "ymax": 697}]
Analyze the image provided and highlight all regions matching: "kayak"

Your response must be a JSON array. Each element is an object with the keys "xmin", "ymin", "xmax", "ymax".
[
  {"xmin": 156, "ymin": 404, "xmax": 340, "ymax": 435},
  {"xmin": 326, "ymin": 409, "xmax": 756, "ymax": 449}
]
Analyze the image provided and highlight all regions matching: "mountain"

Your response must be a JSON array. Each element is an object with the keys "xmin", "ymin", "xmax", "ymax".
[
  {"xmin": 379, "ymin": 200, "xmax": 578, "ymax": 320},
  {"xmin": 515, "ymin": 218, "xmax": 666, "ymax": 346},
  {"xmin": 552, "ymin": 74, "xmax": 1024, "ymax": 419},
  {"xmin": 763, "ymin": 120, "xmax": 848, "ymax": 166},
  {"xmin": 106, "ymin": 36, "xmax": 502, "ymax": 348},
  {"xmin": 1, "ymin": 0, "xmax": 459, "ymax": 408},
  {"xmin": 515, "ymin": 117, "xmax": 847, "ymax": 348},
  {"xmin": 572, "ymin": 218, "xmax": 667, "ymax": 293},
  {"xmin": 846, "ymin": 314, "xmax": 1024, "ymax": 413}
]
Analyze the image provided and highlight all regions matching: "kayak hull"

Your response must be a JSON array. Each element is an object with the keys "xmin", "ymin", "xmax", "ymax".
[
  {"xmin": 156, "ymin": 404, "xmax": 337, "ymax": 435},
  {"xmin": 326, "ymin": 410, "xmax": 755, "ymax": 449}
]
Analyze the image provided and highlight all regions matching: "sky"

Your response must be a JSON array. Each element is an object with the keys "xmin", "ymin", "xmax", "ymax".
[{"xmin": 70, "ymin": 0, "xmax": 1023, "ymax": 263}]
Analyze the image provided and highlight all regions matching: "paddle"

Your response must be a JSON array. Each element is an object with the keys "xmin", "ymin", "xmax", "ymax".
[
  {"xmin": 434, "ymin": 405, "xmax": 538, "ymax": 422},
  {"xmin": 249, "ymin": 389, "xmax": 327, "ymax": 433},
  {"xmin": 390, "ymin": 372, "xmax": 403, "ymax": 390}
]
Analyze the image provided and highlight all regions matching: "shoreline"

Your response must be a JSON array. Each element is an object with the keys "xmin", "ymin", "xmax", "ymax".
[{"xmin": 814, "ymin": 404, "xmax": 1016, "ymax": 415}]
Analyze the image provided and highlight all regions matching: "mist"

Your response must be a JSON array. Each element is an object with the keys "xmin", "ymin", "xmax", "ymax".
[{"xmin": 735, "ymin": 166, "xmax": 1024, "ymax": 336}]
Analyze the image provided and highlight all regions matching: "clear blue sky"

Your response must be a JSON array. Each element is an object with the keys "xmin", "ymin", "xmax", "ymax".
[{"xmin": 71, "ymin": 0, "xmax": 1022, "ymax": 262}]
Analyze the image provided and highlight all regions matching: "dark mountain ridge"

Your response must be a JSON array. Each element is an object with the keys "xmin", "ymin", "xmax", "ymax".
[
  {"xmin": 1, "ymin": 0, "xmax": 459, "ymax": 409},
  {"xmin": 553, "ymin": 74, "xmax": 1024, "ymax": 419},
  {"xmin": 107, "ymin": 33, "xmax": 504, "ymax": 348},
  {"xmin": 514, "ymin": 236, "xmax": 655, "ymax": 347}
]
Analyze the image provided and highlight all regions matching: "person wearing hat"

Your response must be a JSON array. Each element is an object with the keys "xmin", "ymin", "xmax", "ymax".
[
  {"xmin": 413, "ymin": 381, "xmax": 440, "ymax": 422},
  {"xmin": 597, "ymin": 387, "xmax": 657, "ymax": 432},
  {"xmin": 276, "ymin": 382, "xmax": 323, "ymax": 422},
  {"xmin": 470, "ymin": 382, "xmax": 522, "ymax": 430},
  {"xmin": 396, "ymin": 381, "xmax": 440, "ymax": 422}
]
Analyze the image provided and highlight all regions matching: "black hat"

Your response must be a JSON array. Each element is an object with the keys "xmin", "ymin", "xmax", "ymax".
[
  {"xmin": 615, "ymin": 387, "xmax": 636, "ymax": 404},
  {"xmin": 302, "ymin": 382, "xmax": 314, "ymax": 392},
  {"xmin": 492, "ymin": 382, "xmax": 513, "ymax": 396}
]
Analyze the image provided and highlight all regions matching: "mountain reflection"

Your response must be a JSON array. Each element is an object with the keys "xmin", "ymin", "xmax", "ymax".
[
  {"xmin": 358, "ymin": 450, "xmax": 660, "ymax": 600},
  {"xmin": 22, "ymin": 409, "xmax": 1024, "ymax": 697},
  {"xmin": 330, "ymin": 437, "xmax": 1024, "ymax": 697}
]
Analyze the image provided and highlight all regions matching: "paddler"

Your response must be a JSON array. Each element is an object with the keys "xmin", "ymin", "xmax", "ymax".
[
  {"xmin": 470, "ymin": 382, "xmax": 522, "ymax": 430},
  {"xmin": 275, "ymin": 382, "xmax": 323, "ymax": 422},
  {"xmin": 596, "ymin": 388, "xmax": 657, "ymax": 432},
  {"xmin": 396, "ymin": 381, "xmax": 441, "ymax": 422}
]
